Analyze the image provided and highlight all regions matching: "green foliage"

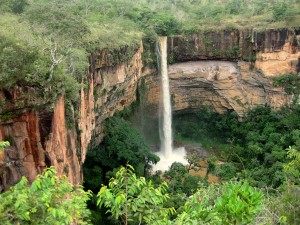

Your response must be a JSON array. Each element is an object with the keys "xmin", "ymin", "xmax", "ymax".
[
  {"xmin": 272, "ymin": 2, "xmax": 288, "ymax": 21},
  {"xmin": 174, "ymin": 105, "xmax": 300, "ymax": 188},
  {"xmin": 272, "ymin": 73, "xmax": 300, "ymax": 105},
  {"xmin": 83, "ymin": 165, "xmax": 103, "ymax": 193},
  {"xmin": 0, "ymin": 14, "xmax": 81, "ymax": 106},
  {"xmin": 0, "ymin": 140, "xmax": 9, "ymax": 168},
  {"xmin": 175, "ymin": 181, "xmax": 263, "ymax": 225},
  {"xmin": 163, "ymin": 162, "xmax": 205, "ymax": 197},
  {"xmin": 185, "ymin": 151, "xmax": 202, "ymax": 172},
  {"xmin": 0, "ymin": 141, "xmax": 9, "ymax": 151},
  {"xmin": 25, "ymin": 2, "xmax": 89, "ymax": 40},
  {"xmin": 257, "ymin": 147, "xmax": 300, "ymax": 224},
  {"xmin": 260, "ymin": 181, "xmax": 300, "ymax": 225},
  {"xmin": 0, "ymin": 19, "xmax": 42, "ymax": 88},
  {"xmin": 206, "ymin": 156, "xmax": 217, "ymax": 177},
  {"xmin": 0, "ymin": 0, "xmax": 28, "ymax": 14},
  {"xmin": 214, "ymin": 182, "xmax": 263, "ymax": 224},
  {"xmin": 283, "ymin": 146, "xmax": 300, "ymax": 182},
  {"xmin": 0, "ymin": 167, "xmax": 91, "ymax": 224},
  {"xmin": 83, "ymin": 116, "xmax": 159, "ymax": 192},
  {"xmin": 215, "ymin": 163, "xmax": 237, "ymax": 181},
  {"xmin": 97, "ymin": 165, "xmax": 263, "ymax": 225},
  {"xmin": 102, "ymin": 117, "xmax": 159, "ymax": 169},
  {"xmin": 173, "ymin": 107, "xmax": 238, "ymax": 147},
  {"xmin": 97, "ymin": 164, "xmax": 174, "ymax": 225}
]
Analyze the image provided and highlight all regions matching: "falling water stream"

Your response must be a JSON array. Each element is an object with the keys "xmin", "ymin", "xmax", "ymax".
[
  {"xmin": 158, "ymin": 36, "xmax": 173, "ymax": 158},
  {"xmin": 152, "ymin": 37, "xmax": 187, "ymax": 171}
]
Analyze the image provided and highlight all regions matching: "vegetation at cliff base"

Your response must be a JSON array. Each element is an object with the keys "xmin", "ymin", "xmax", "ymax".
[
  {"xmin": 0, "ymin": 166, "xmax": 91, "ymax": 225},
  {"xmin": 97, "ymin": 164, "xmax": 263, "ymax": 225}
]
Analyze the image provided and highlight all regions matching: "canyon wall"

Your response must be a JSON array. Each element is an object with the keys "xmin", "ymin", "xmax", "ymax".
[
  {"xmin": 0, "ymin": 44, "xmax": 144, "ymax": 191},
  {"xmin": 145, "ymin": 28, "xmax": 299, "ymax": 116},
  {"xmin": 146, "ymin": 60, "xmax": 290, "ymax": 117},
  {"xmin": 0, "ymin": 28, "xmax": 299, "ymax": 189},
  {"xmin": 168, "ymin": 28, "xmax": 300, "ymax": 73}
]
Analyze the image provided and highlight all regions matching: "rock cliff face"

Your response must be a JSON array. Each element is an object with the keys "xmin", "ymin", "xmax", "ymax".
[
  {"xmin": 146, "ymin": 61, "xmax": 290, "ymax": 117},
  {"xmin": 0, "ymin": 96, "xmax": 81, "ymax": 190},
  {"xmin": 254, "ymin": 29, "xmax": 300, "ymax": 76},
  {"xmin": 79, "ymin": 43, "xmax": 144, "ymax": 153},
  {"xmin": 0, "ymin": 44, "xmax": 144, "ymax": 191},
  {"xmin": 168, "ymin": 28, "xmax": 299, "ymax": 67},
  {"xmin": 0, "ymin": 28, "xmax": 299, "ymax": 188},
  {"xmin": 144, "ymin": 28, "xmax": 299, "ymax": 116}
]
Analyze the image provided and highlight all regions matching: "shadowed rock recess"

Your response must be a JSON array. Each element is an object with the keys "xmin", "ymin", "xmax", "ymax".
[{"xmin": 0, "ymin": 28, "xmax": 299, "ymax": 189}]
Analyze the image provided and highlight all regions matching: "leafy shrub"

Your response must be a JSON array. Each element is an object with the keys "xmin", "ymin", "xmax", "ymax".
[
  {"xmin": 97, "ymin": 165, "xmax": 174, "ymax": 225},
  {"xmin": 215, "ymin": 163, "xmax": 237, "ymax": 180},
  {"xmin": 175, "ymin": 181, "xmax": 263, "ymax": 225},
  {"xmin": 272, "ymin": 2, "xmax": 288, "ymax": 21},
  {"xmin": 0, "ymin": 167, "xmax": 91, "ymax": 224}
]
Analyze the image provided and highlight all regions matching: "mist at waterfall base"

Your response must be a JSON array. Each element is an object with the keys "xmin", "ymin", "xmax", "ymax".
[
  {"xmin": 152, "ymin": 147, "xmax": 187, "ymax": 172},
  {"xmin": 151, "ymin": 37, "xmax": 187, "ymax": 172}
]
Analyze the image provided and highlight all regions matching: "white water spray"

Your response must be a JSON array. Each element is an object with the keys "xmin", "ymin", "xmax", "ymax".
[{"xmin": 152, "ymin": 37, "xmax": 187, "ymax": 171}]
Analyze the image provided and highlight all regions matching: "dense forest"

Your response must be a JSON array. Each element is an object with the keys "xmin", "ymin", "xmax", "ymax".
[{"xmin": 1, "ymin": 0, "xmax": 300, "ymax": 224}]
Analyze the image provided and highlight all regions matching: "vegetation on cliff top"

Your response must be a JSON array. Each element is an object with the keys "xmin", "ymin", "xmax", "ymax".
[{"xmin": 0, "ymin": 0, "xmax": 299, "ymax": 106}]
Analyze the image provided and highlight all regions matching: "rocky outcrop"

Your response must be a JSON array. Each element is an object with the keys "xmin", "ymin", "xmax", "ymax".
[
  {"xmin": 82, "ymin": 43, "xmax": 144, "ymax": 149},
  {"xmin": 0, "ymin": 97, "xmax": 81, "ymax": 191},
  {"xmin": 0, "ymin": 44, "xmax": 144, "ymax": 191},
  {"xmin": 169, "ymin": 28, "xmax": 300, "ymax": 75},
  {"xmin": 147, "ymin": 60, "xmax": 290, "ymax": 117},
  {"xmin": 168, "ymin": 29, "xmax": 251, "ymax": 61},
  {"xmin": 254, "ymin": 29, "xmax": 300, "ymax": 76}
]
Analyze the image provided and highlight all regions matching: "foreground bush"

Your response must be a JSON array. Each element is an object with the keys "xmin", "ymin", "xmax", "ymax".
[{"xmin": 0, "ymin": 167, "xmax": 91, "ymax": 225}]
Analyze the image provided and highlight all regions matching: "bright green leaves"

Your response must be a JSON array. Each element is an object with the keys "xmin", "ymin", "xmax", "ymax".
[
  {"xmin": 0, "ymin": 141, "xmax": 9, "ymax": 150},
  {"xmin": 214, "ymin": 181, "xmax": 263, "ymax": 225},
  {"xmin": 283, "ymin": 146, "xmax": 300, "ymax": 181},
  {"xmin": 97, "ymin": 165, "xmax": 174, "ymax": 225},
  {"xmin": 0, "ymin": 167, "xmax": 91, "ymax": 225},
  {"xmin": 97, "ymin": 165, "xmax": 264, "ymax": 225},
  {"xmin": 174, "ymin": 181, "xmax": 263, "ymax": 225}
]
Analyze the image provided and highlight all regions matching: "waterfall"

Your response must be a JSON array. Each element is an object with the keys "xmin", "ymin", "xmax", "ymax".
[
  {"xmin": 152, "ymin": 37, "xmax": 187, "ymax": 171},
  {"xmin": 158, "ymin": 36, "xmax": 173, "ymax": 158}
]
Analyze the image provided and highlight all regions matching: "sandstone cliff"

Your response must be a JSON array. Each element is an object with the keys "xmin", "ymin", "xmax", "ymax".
[
  {"xmin": 146, "ymin": 60, "xmax": 290, "ymax": 117},
  {"xmin": 168, "ymin": 28, "xmax": 300, "ymax": 73},
  {"xmin": 0, "ymin": 44, "xmax": 144, "ymax": 191}
]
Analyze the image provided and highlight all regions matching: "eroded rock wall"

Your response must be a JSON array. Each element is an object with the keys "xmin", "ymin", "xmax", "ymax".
[
  {"xmin": 81, "ymin": 43, "xmax": 144, "ymax": 149},
  {"xmin": 146, "ymin": 61, "xmax": 290, "ymax": 117},
  {"xmin": 253, "ymin": 29, "xmax": 300, "ymax": 76},
  {"xmin": 0, "ymin": 44, "xmax": 144, "ymax": 191},
  {"xmin": 0, "ymin": 96, "xmax": 81, "ymax": 191},
  {"xmin": 169, "ymin": 28, "xmax": 299, "ymax": 67}
]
